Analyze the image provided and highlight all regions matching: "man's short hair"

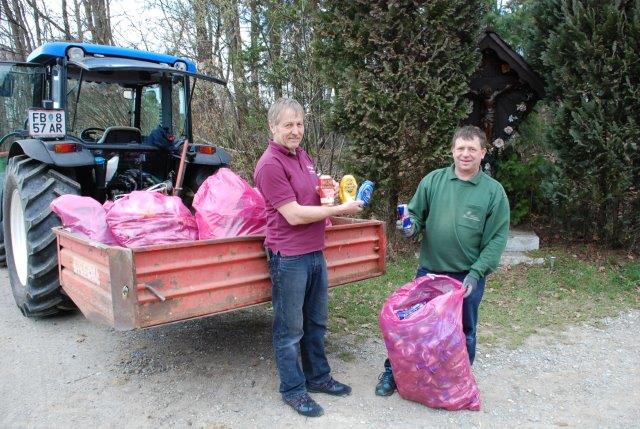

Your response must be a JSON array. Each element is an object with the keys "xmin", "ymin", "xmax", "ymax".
[
  {"xmin": 268, "ymin": 98, "xmax": 304, "ymax": 126},
  {"xmin": 451, "ymin": 125, "xmax": 488, "ymax": 150}
]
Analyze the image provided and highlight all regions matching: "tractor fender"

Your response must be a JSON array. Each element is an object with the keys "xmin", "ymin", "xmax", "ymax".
[
  {"xmin": 189, "ymin": 146, "xmax": 232, "ymax": 166},
  {"xmin": 9, "ymin": 139, "xmax": 95, "ymax": 168}
]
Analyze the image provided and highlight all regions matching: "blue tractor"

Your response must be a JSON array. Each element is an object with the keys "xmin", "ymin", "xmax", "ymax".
[{"xmin": 0, "ymin": 42, "xmax": 231, "ymax": 316}]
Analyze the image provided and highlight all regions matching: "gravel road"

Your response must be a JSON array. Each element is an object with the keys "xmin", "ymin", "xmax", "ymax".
[{"xmin": 1, "ymin": 267, "xmax": 638, "ymax": 428}]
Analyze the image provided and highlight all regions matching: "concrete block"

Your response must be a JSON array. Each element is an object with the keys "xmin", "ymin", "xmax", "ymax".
[{"xmin": 505, "ymin": 228, "xmax": 540, "ymax": 252}]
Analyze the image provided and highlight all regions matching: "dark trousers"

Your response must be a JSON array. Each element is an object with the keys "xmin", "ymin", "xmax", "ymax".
[{"xmin": 268, "ymin": 249, "xmax": 331, "ymax": 399}]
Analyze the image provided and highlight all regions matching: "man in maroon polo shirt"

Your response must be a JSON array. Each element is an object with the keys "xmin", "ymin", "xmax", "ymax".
[{"xmin": 254, "ymin": 98, "xmax": 363, "ymax": 417}]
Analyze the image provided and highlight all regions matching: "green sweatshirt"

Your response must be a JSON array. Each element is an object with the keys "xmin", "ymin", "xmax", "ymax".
[{"xmin": 408, "ymin": 165, "xmax": 510, "ymax": 280}]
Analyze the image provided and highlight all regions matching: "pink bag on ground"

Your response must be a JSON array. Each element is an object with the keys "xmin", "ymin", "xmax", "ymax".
[
  {"xmin": 105, "ymin": 191, "xmax": 198, "ymax": 247},
  {"xmin": 192, "ymin": 168, "xmax": 266, "ymax": 239},
  {"xmin": 379, "ymin": 274, "xmax": 481, "ymax": 411},
  {"xmin": 50, "ymin": 195, "xmax": 118, "ymax": 245}
]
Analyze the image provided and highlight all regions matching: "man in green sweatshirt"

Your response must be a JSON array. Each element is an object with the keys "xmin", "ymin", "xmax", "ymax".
[{"xmin": 375, "ymin": 125, "xmax": 510, "ymax": 397}]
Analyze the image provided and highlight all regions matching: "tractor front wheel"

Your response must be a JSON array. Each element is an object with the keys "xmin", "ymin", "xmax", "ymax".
[{"xmin": 3, "ymin": 155, "xmax": 80, "ymax": 317}]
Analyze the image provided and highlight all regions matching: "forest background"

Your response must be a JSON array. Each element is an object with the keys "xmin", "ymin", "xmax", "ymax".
[{"xmin": 1, "ymin": 0, "xmax": 638, "ymax": 253}]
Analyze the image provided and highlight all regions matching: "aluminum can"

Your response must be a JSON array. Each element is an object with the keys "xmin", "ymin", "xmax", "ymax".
[
  {"xmin": 318, "ymin": 175, "xmax": 335, "ymax": 206},
  {"xmin": 397, "ymin": 203, "xmax": 412, "ymax": 229},
  {"xmin": 397, "ymin": 203, "xmax": 408, "ymax": 220}
]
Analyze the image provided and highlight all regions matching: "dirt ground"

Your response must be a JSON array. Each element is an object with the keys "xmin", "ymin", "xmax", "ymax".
[{"xmin": 1, "ymin": 268, "xmax": 638, "ymax": 428}]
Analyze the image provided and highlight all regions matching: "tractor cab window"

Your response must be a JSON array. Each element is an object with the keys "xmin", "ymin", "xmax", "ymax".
[
  {"xmin": 66, "ymin": 79, "xmax": 132, "ymax": 140},
  {"xmin": 138, "ymin": 77, "xmax": 186, "ymax": 140},
  {"xmin": 140, "ymin": 85, "xmax": 161, "ymax": 136},
  {"xmin": 0, "ymin": 63, "xmax": 45, "ymax": 149}
]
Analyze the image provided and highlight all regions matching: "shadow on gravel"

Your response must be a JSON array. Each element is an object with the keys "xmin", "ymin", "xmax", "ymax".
[{"xmin": 110, "ymin": 305, "xmax": 275, "ymax": 378}]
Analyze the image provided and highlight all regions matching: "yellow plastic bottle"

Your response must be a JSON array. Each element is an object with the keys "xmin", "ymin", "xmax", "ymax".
[{"xmin": 339, "ymin": 175, "xmax": 358, "ymax": 203}]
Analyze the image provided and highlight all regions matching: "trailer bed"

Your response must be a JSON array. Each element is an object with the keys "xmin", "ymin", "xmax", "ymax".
[{"xmin": 54, "ymin": 217, "xmax": 386, "ymax": 330}]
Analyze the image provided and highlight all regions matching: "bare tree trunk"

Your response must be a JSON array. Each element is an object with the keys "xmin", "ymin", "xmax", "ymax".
[
  {"xmin": 265, "ymin": 3, "xmax": 282, "ymax": 99},
  {"xmin": 94, "ymin": 0, "xmax": 113, "ymax": 44},
  {"xmin": 31, "ymin": 0, "xmax": 42, "ymax": 44},
  {"xmin": 83, "ymin": 0, "xmax": 95, "ymax": 39},
  {"xmin": 61, "ymin": 0, "xmax": 72, "ymax": 40},
  {"xmin": 15, "ymin": 0, "xmax": 34, "ymax": 52},
  {"xmin": 192, "ymin": 0, "xmax": 213, "ymax": 70},
  {"xmin": 83, "ymin": 0, "xmax": 112, "ymax": 44},
  {"xmin": 268, "ymin": 37, "xmax": 282, "ymax": 98},
  {"xmin": 73, "ymin": 0, "xmax": 83, "ymax": 41},
  {"xmin": 248, "ymin": 0, "xmax": 260, "ymax": 104},
  {"xmin": 223, "ymin": 0, "xmax": 248, "ymax": 130}
]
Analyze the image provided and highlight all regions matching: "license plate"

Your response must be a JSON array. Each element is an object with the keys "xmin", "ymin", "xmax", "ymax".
[{"xmin": 28, "ymin": 109, "xmax": 66, "ymax": 138}]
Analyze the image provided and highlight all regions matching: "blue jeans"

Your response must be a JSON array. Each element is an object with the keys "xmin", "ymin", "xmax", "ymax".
[
  {"xmin": 415, "ymin": 266, "xmax": 485, "ymax": 364},
  {"xmin": 268, "ymin": 249, "xmax": 331, "ymax": 399}
]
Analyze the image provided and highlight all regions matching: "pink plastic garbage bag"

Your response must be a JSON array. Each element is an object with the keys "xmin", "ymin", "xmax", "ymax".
[
  {"xmin": 192, "ymin": 168, "xmax": 266, "ymax": 239},
  {"xmin": 379, "ymin": 274, "xmax": 481, "ymax": 411},
  {"xmin": 105, "ymin": 191, "xmax": 198, "ymax": 247},
  {"xmin": 50, "ymin": 195, "xmax": 118, "ymax": 245}
]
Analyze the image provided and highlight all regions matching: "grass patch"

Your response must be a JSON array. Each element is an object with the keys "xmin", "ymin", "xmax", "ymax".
[
  {"xmin": 328, "ymin": 255, "xmax": 416, "ymax": 340},
  {"xmin": 328, "ymin": 250, "xmax": 640, "ymax": 352}
]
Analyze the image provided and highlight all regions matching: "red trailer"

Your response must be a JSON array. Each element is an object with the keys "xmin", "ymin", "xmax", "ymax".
[{"xmin": 54, "ymin": 217, "xmax": 386, "ymax": 330}]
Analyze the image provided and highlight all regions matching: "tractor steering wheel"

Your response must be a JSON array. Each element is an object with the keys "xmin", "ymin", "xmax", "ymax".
[{"xmin": 80, "ymin": 127, "xmax": 105, "ymax": 142}]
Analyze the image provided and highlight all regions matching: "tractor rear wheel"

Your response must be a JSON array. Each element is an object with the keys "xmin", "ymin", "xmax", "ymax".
[
  {"xmin": 0, "ymin": 172, "xmax": 5, "ymax": 266},
  {"xmin": 3, "ymin": 155, "xmax": 80, "ymax": 317}
]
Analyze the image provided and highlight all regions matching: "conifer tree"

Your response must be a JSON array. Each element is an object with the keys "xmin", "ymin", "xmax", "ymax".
[
  {"xmin": 316, "ymin": 1, "xmax": 487, "ymax": 222},
  {"xmin": 530, "ymin": 0, "xmax": 640, "ymax": 246}
]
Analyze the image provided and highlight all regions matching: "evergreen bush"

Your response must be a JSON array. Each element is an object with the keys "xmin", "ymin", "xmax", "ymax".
[{"xmin": 527, "ymin": 0, "xmax": 640, "ymax": 249}]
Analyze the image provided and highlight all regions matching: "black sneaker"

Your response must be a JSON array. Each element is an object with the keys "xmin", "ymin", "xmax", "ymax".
[
  {"xmin": 375, "ymin": 362, "xmax": 396, "ymax": 396},
  {"xmin": 307, "ymin": 377, "xmax": 352, "ymax": 397},
  {"xmin": 283, "ymin": 393, "xmax": 324, "ymax": 417}
]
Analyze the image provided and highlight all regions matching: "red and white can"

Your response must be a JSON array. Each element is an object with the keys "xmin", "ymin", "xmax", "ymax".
[{"xmin": 318, "ymin": 175, "xmax": 335, "ymax": 206}]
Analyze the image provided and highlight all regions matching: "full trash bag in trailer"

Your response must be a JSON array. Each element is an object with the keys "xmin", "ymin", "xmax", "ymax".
[
  {"xmin": 192, "ymin": 167, "xmax": 266, "ymax": 240},
  {"xmin": 105, "ymin": 190, "xmax": 198, "ymax": 247},
  {"xmin": 50, "ymin": 195, "xmax": 118, "ymax": 245},
  {"xmin": 379, "ymin": 274, "xmax": 481, "ymax": 411}
]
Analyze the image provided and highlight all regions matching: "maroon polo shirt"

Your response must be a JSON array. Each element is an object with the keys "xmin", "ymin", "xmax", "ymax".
[{"xmin": 254, "ymin": 140, "xmax": 325, "ymax": 256}]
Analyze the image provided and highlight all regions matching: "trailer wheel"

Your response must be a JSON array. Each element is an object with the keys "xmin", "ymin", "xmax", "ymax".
[{"xmin": 3, "ymin": 155, "xmax": 81, "ymax": 317}]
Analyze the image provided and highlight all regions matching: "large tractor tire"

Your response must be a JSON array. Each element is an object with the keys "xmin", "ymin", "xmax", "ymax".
[
  {"xmin": 3, "ymin": 155, "xmax": 80, "ymax": 317},
  {"xmin": 0, "ymin": 172, "xmax": 5, "ymax": 266},
  {"xmin": 0, "ymin": 224, "xmax": 5, "ymax": 266},
  {"xmin": 0, "ymin": 219, "xmax": 5, "ymax": 266}
]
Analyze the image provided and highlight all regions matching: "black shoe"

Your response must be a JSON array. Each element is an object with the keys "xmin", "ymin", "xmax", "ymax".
[
  {"xmin": 283, "ymin": 393, "xmax": 324, "ymax": 417},
  {"xmin": 375, "ymin": 363, "xmax": 396, "ymax": 396},
  {"xmin": 307, "ymin": 377, "xmax": 352, "ymax": 397}
]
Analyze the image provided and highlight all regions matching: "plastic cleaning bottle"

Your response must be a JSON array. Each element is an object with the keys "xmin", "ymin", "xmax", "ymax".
[
  {"xmin": 356, "ymin": 180, "xmax": 375, "ymax": 207},
  {"xmin": 339, "ymin": 175, "xmax": 358, "ymax": 203}
]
